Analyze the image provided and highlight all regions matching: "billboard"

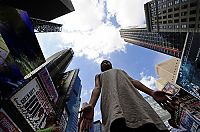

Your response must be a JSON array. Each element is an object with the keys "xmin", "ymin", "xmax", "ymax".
[
  {"xmin": 162, "ymin": 82, "xmax": 180, "ymax": 96},
  {"xmin": 0, "ymin": 6, "xmax": 45, "ymax": 96},
  {"xmin": 10, "ymin": 77, "xmax": 54, "ymax": 131},
  {"xmin": 59, "ymin": 108, "xmax": 68, "ymax": 132},
  {"xmin": 0, "ymin": 108, "xmax": 21, "ymax": 132},
  {"xmin": 176, "ymin": 32, "xmax": 200, "ymax": 100},
  {"xmin": 38, "ymin": 67, "xmax": 58, "ymax": 103},
  {"xmin": 180, "ymin": 109, "xmax": 200, "ymax": 132}
]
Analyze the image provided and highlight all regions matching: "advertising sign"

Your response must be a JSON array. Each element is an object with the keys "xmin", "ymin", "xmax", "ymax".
[
  {"xmin": 0, "ymin": 6, "xmax": 45, "ymax": 77},
  {"xmin": 38, "ymin": 67, "xmax": 58, "ymax": 103},
  {"xmin": 180, "ymin": 109, "xmax": 200, "ymax": 132},
  {"xmin": 176, "ymin": 32, "xmax": 200, "ymax": 100},
  {"xmin": 0, "ymin": 108, "xmax": 21, "ymax": 132},
  {"xmin": 0, "ymin": 6, "xmax": 45, "ymax": 97},
  {"xmin": 162, "ymin": 82, "xmax": 180, "ymax": 96},
  {"xmin": 60, "ymin": 109, "xmax": 68, "ymax": 132},
  {"xmin": 10, "ymin": 77, "xmax": 54, "ymax": 131}
]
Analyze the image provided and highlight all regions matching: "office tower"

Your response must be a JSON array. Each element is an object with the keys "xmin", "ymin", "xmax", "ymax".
[
  {"xmin": 54, "ymin": 69, "xmax": 81, "ymax": 132},
  {"xmin": 144, "ymin": 0, "xmax": 200, "ymax": 32},
  {"xmin": 0, "ymin": 0, "xmax": 75, "ymax": 21},
  {"xmin": 93, "ymin": 120, "xmax": 102, "ymax": 132},
  {"xmin": 65, "ymin": 69, "xmax": 82, "ymax": 132},
  {"xmin": 176, "ymin": 32, "xmax": 200, "ymax": 99},
  {"xmin": 46, "ymin": 48, "xmax": 74, "ymax": 84},
  {"xmin": 120, "ymin": 28, "xmax": 186, "ymax": 58},
  {"xmin": 155, "ymin": 57, "xmax": 181, "ymax": 90},
  {"xmin": 144, "ymin": 96, "xmax": 170, "ymax": 125}
]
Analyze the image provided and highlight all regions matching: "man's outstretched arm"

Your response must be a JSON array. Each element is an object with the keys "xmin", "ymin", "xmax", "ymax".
[
  {"xmin": 131, "ymin": 79, "xmax": 154, "ymax": 96},
  {"xmin": 89, "ymin": 74, "xmax": 101, "ymax": 108},
  {"xmin": 78, "ymin": 75, "xmax": 101, "ymax": 131},
  {"xmin": 127, "ymin": 75, "xmax": 173, "ymax": 105}
]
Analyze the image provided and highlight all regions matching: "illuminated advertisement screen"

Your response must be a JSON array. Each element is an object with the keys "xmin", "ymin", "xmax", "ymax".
[
  {"xmin": 0, "ymin": 6, "xmax": 45, "ymax": 77},
  {"xmin": 0, "ymin": 108, "xmax": 21, "ymax": 132},
  {"xmin": 180, "ymin": 109, "xmax": 200, "ymax": 132},
  {"xmin": 176, "ymin": 33, "xmax": 200, "ymax": 100},
  {"xmin": 10, "ymin": 77, "xmax": 54, "ymax": 131},
  {"xmin": 162, "ymin": 82, "xmax": 180, "ymax": 96},
  {"xmin": 38, "ymin": 67, "xmax": 58, "ymax": 103},
  {"xmin": 0, "ymin": 6, "xmax": 45, "ymax": 97}
]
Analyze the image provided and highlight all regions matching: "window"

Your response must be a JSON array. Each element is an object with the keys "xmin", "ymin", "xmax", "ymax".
[
  {"xmin": 163, "ymin": 10, "xmax": 167, "ymax": 14},
  {"xmin": 181, "ymin": 24, "xmax": 187, "ymax": 28},
  {"xmin": 163, "ymin": 15, "xmax": 167, "ymax": 19},
  {"xmin": 174, "ymin": 13, "xmax": 179, "ymax": 17},
  {"xmin": 175, "ymin": 25, "xmax": 179, "ymax": 29},
  {"xmin": 168, "ymin": 14, "xmax": 173, "ymax": 18},
  {"xmin": 168, "ymin": 20, "xmax": 173, "ymax": 23},
  {"xmin": 189, "ymin": 24, "xmax": 195, "ymax": 28},
  {"xmin": 163, "ymin": 4, "xmax": 167, "ymax": 8},
  {"xmin": 168, "ymin": 2, "xmax": 173, "ymax": 7},
  {"xmin": 175, "ymin": 0, "xmax": 180, "ymax": 4},
  {"xmin": 174, "ymin": 7, "xmax": 179, "ymax": 11},
  {"xmin": 163, "ymin": 21, "xmax": 167, "ymax": 24},
  {"xmin": 190, "ymin": 10, "xmax": 196, "ymax": 15},
  {"xmin": 181, "ymin": 12, "xmax": 187, "ymax": 16},
  {"xmin": 168, "ymin": 8, "xmax": 173, "ymax": 12},
  {"xmin": 181, "ymin": 4, "xmax": 188, "ymax": 9},
  {"xmin": 181, "ymin": 18, "xmax": 187, "ymax": 22},
  {"xmin": 189, "ymin": 17, "xmax": 196, "ymax": 22},
  {"xmin": 174, "ymin": 19, "xmax": 179, "ymax": 23},
  {"xmin": 190, "ymin": 2, "xmax": 197, "ymax": 7}
]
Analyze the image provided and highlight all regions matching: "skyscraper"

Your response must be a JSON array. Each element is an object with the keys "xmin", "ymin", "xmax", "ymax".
[
  {"xmin": 144, "ymin": 0, "xmax": 200, "ymax": 32},
  {"xmin": 155, "ymin": 57, "xmax": 181, "ymax": 90},
  {"xmin": 120, "ymin": 27, "xmax": 186, "ymax": 58},
  {"xmin": 144, "ymin": 96, "xmax": 170, "ymax": 126},
  {"xmin": 61, "ymin": 69, "xmax": 82, "ymax": 132}
]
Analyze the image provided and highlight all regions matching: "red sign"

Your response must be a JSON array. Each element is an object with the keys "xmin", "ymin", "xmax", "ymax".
[
  {"xmin": 38, "ymin": 67, "xmax": 58, "ymax": 103},
  {"xmin": 0, "ymin": 108, "xmax": 21, "ymax": 132}
]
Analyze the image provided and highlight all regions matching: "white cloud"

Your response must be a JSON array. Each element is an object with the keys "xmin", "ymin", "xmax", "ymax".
[
  {"xmin": 36, "ymin": 0, "xmax": 150, "ymax": 63},
  {"xmin": 140, "ymin": 72, "xmax": 157, "ymax": 91},
  {"xmin": 36, "ymin": 0, "xmax": 152, "ymax": 121},
  {"xmin": 106, "ymin": 0, "xmax": 150, "ymax": 27}
]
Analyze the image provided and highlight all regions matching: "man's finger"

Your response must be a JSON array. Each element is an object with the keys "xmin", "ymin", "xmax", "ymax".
[{"xmin": 164, "ymin": 92, "xmax": 173, "ymax": 96}]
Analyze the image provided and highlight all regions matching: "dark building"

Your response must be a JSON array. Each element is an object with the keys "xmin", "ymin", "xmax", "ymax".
[
  {"xmin": 25, "ymin": 48, "xmax": 74, "ymax": 86},
  {"xmin": 45, "ymin": 48, "xmax": 74, "ymax": 83},
  {"xmin": 176, "ymin": 32, "xmax": 200, "ymax": 100},
  {"xmin": 0, "ymin": 0, "xmax": 75, "ymax": 21},
  {"xmin": 145, "ymin": 0, "xmax": 200, "ymax": 32},
  {"xmin": 65, "ymin": 69, "xmax": 82, "ymax": 132},
  {"xmin": 144, "ymin": 96, "xmax": 170, "ymax": 127},
  {"xmin": 120, "ymin": 27, "xmax": 186, "ymax": 58},
  {"xmin": 53, "ymin": 69, "xmax": 81, "ymax": 132}
]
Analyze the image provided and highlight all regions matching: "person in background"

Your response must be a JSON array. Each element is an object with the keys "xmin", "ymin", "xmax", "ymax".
[
  {"xmin": 79, "ymin": 60, "xmax": 174, "ymax": 132},
  {"xmin": 37, "ymin": 112, "xmax": 60, "ymax": 132}
]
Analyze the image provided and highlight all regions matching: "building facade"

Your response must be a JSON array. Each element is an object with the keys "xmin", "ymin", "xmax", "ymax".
[
  {"xmin": 155, "ymin": 57, "xmax": 181, "ymax": 90},
  {"xmin": 145, "ymin": 0, "xmax": 200, "ymax": 32},
  {"xmin": 120, "ymin": 28, "xmax": 186, "ymax": 58},
  {"xmin": 144, "ymin": 96, "xmax": 171, "ymax": 125},
  {"xmin": 65, "ymin": 69, "xmax": 82, "ymax": 132}
]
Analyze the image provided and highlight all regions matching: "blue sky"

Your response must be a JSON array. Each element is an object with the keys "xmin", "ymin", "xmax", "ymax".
[{"xmin": 36, "ymin": 0, "xmax": 171, "ymax": 121}]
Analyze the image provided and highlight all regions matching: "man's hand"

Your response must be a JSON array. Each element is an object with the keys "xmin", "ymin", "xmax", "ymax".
[
  {"xmin": 152, "ymin": 91, "xmax": 175, "ymax": 113},
  {"xmin": 78, "ymin": 104, "xmax": 94, "ymax": 132}
]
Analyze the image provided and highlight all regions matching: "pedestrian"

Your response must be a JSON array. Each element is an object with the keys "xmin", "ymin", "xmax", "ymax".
[
  {"xmin": 37, "ymin": 112, "xmax": 60, "ymax": 132},
  {"xmin": 79, "ymin": 60, "xmax": 173, "ymax": 132}
]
